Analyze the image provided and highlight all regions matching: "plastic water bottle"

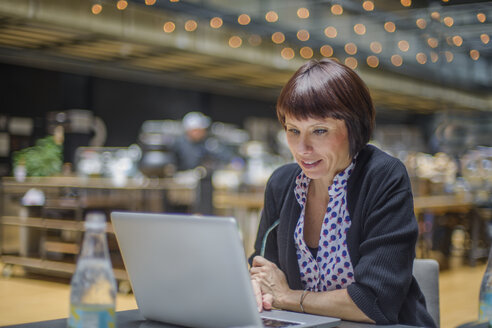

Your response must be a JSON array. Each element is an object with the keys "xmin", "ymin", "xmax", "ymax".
[
  {"xmin": 68, "ymin": 212, "xmax": 117, "ymax": 328},
  {"xmin": 479, "ymin": 248, "xmax": 492, "ymax": 325}
]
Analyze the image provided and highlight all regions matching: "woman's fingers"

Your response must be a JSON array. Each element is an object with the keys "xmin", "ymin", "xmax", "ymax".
[
  {"xmin": 262, "ymin": 293, "xmax": 273, "ymax": 310},
  {"xmin": 252, "ymin": 255, "xmax": 274, "ymax": 268},
  {"xmin": 251, "ymin": 278, "xmax": 263, "ymax": 312}
]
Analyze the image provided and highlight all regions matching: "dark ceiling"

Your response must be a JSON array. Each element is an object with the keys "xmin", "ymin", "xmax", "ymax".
[{"xmin": 0, "ymin": 0, "xmax": 490, "ymax": 112}]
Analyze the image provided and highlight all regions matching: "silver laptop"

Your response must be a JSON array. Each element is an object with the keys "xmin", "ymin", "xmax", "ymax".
[{"xmin": 111, "ymin": 212, "xmax": 341, "ymax": 328}]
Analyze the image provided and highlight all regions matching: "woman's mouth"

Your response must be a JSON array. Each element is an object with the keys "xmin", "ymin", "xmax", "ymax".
[{"xmin": 300, "ymin": 159, "xmax": 321, "ymax": 169}]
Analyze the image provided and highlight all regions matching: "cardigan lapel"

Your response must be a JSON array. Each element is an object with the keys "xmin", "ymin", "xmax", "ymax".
[{"xmin": 278, "ymin": 171, "xmax": 303, "ymax": 290}]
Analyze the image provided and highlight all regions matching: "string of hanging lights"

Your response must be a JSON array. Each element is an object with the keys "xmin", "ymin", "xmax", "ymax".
[{"xmin": 89, "ymin": 0, "xmax": 490, "ymax": 74}]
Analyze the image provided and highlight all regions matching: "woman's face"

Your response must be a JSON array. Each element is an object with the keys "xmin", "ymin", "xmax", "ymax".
[{"xmin": 284, "ymin": 115, "xmax": 351, "ymax": 183}]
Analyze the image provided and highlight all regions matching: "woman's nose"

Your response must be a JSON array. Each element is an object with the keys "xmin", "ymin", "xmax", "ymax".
[{"xmin": 296, "ymin": 135, "xmax": 312, "ymax": 154}]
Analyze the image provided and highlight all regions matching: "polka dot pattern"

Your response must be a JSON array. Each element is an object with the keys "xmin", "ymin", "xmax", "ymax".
[{"xmin": 294, "ymin": 158, "xmax": 356, "ymax": 292}]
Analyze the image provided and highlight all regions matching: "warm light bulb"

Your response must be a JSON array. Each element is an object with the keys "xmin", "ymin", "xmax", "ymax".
[
  {"xmin": 163, "ymin": 21, "xmax": 175, "ymax": 33},
  {"xmin": 427, "ymin": 37, "xmax": 438, "ymax": 48},
  {"xmin": 297, "ymin": 29, "xmax": 310, "ymax": 42},
  {"xmin": 300, "ymin": 47, "xmax": 313, "ymax": 59},
  {"xmin": 331, "ymin": 4, "xmax": 343, "ymax": 15},
  {"xmin": 272, "ymin": 32, "xmax": 285, "ymax": 44},
  {"xmin": 452, "ymin": 35, "xmax": 463, "ymax": 47},
  {"xmin": 320, "ymin": 45, "xmax": 334, "ymax": 57},
  {"xmin": 416, "ymin": 18, "xmax": 427, "ymax": 29},
  {"xmin": 444, "ymin": 51, "xmax": 453, "ymax": 62},
  {"xmin": 145, "ymin": 0, "xmax": 156, "ymax": 5},
  {"xmin": 265, "ymin": 11, "xmax": 279, "ymax": 23},
  {"xmin": 481, "ymin": 34, "xmax": 490, "ymax": 45},
  {"xmin": 228, "ymin": 36, "xmax": 242, "ymax": 48},
  {"xmin": 366, "ymin": 56, "xmax": 379, "ymax": 68},
  {"xmin": 238, "ymin": 14, "xmax": 251, "ymax": 25},
  {"xmin": 370, "ymin": 41, "xmax": 382, "ymax": 54},
  {"xmin": 400, "ymin": 0, "xmax": 411, "ymax": 7},
  {"xmin": 210, "ymin": 17, "xmax": 223, "ymax": 29},
  {"xmin": 116, "ymin": 0, "xmax": 128, "ymax": 10},
  {"xmin": 354, "ymin": 24, "xmax": 366, "ymax": 35},
  {"xmin": 91, "ymin": 4, "xmax": 102, "ymax": 14},
  {"xmin": 416, "ymin": 53, "xmax": 427, "ymax": 64},
  {"xmin": 345, "ymin": 57, "xmax": 358, "ymax": 69},
  {"xmin": 384, "ymin": 22, "xmax": 396, "ymax": 33},
  {"xmin": 391, "ymin": 54, "xmax": 403, "ymax": 67},
  {"xmin": 477, "ymin": 13, "xmax": 486, "ymax": 23},
  {"xmin": 344, "ymin": 43, "xmax": 357, "ymax": 55},
  {"xmin": 443, "ymin": 16, "xmax": 454, "ymax": 27},
  {"xmin": 297, "ymin": 8, "xmax": 310, "ymax": 19},
  {"xmin": 362, "ymin": 1, "xmax": 374, "ymax": 11},
  {"xmin": 249, "ymin": 35, "xmax": 262, "ymax": 46},
  {"xmin": 324, "ymin": 26, "xmax": 337, "ymax": 38},
  {"xmin": 431, "ymin": 12, "xmax": 440, "ymax": 21},
  {"xmin": 398, "ymin": 40, "xmax": 410, "ymax": 52},
  {"xmin": 470, "ymin": 49, "xmax": 480, "ymax": 61},
  {"xmin": 184, "ymin": 20, "xmax": 197, "ymax": 32},
  {"xmin": 430, "ymin": 51, "xmax": 439, "ymax": 63},
  {"xmin": 281, "ymin": 47, "xmax": 295, "ymax": 60}
]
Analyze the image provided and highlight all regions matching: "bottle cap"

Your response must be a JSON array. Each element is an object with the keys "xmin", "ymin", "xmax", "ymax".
[{"xmin": 84, "ymin": 212, "xmax": 106, "ymax": 230}]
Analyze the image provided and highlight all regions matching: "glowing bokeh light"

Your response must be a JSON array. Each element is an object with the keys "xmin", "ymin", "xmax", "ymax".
[
  {"xmin": 163, "ymin": 21, "xmax": 175, "ymax": 33},
  {"xmin": 91, "ymin": 4, "xmax": 102, "ymax": 14},
  {"xmin": 228, "ymin": 36, "xmax": 242, "ymax": 48},
  {"xmin": 265, "ymin": 11, "xmax": 279, "ymax": 23},
  {"xmin": 297, "ymin": 29, "xmax": 310, "ymax": 42},
  {"xmin": 320, "ymin": 45, "xmax": 334, "ymax": 57},
  {"xmin": 416, "ymin": 18, "xmax": 427, "ymax": 29},
  {"xmin": 398, "ymin": 40, "xmax": 410, "ymax": 52},
  {"xmin": 344, "ymin": 43, "xmax": 357, "ymax": 55},
  {"xmin": 384, "ymin": 22, "xmax": 396, "ymax": 33},
  {"xmin": 210, "ymin": 17, "xmax": 223, "ymax": 28},
  {"xmin": 416, "ymin": 53, "xmax": 427, "ymax": 64},
  {"xmin": 272, "ymin": 32, "xmax": 285, "ymax": 44},
  {"xmin": 362, "ymin": 1, "xmax": 374, "ymax": 11},
  {"xmin": 366, "ymin": 56, "xmax": 379, "ymax": 68},
  {"xmin": 238, "ymin": 14, "xmax": 251, "ymax": 25},
  {"xmin": 116, "ymin": 0, "xmax": 128, "ymax": 10},
  {"xmin": 391, "ymin": 54, "xmax": 403, "ymax": 67},
  {"xmin": 324, "ymin": 26, "xmax": 337, "ymax": 38},
  {"xmin": 184, "ymin": 20, "xmax": 197, "ymax": 32},
  {"xmin": 345, "ymin": 57, "xmax": 358, "ymax": 69},
  {"xmin": 354, "ymin": 24, "xmax": 366, "ymax": 35},
  {"xmin": 281, "ymin": 47, "xmax": 295, "ymax": 60},
  {"xmin": 470, "ymin": 49, "xmax": 480, "ymax": 60},
  {"xmin": 331, "ymin": 4, "xmax": 343, "ymax": 15},
  {"xmin": 300, "ymin": 47, "xmax": 313, "ymax": 59},
  {"xmin": 370, "ymin": 41, "xmax": 382, "ymax": 54},
  {"xmin": 297, "ymin": 8, "xmax": 310, "ymax": 19}
]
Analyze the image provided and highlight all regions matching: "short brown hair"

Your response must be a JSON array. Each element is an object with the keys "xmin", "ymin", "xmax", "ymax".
[{"xmin": 276, "ymin": 59, "xmax": 375, "ymax": 157}]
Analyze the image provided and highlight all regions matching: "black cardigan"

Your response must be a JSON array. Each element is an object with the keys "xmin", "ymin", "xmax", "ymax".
[{"xmin": 249, "ymin": 145, "xmax": 436, "ymax": 327}]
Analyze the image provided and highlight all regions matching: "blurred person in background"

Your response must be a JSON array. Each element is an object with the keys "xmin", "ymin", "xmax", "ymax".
[
  {"xmin": 248, "ymin": 59, "xmax": 436, "ymax": 327},
  {"xmin": 173, "ymin": 111, "xmax": 233, "ymax": 214},
  {"xmin": 174, "ymin": 111, "xmax": 232, "ymax": 172}
]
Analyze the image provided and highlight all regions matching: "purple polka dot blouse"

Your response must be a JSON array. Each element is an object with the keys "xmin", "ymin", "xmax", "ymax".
[{"xmin": 293, "ymin": 158, "xmax": 356, "ymax": 292}]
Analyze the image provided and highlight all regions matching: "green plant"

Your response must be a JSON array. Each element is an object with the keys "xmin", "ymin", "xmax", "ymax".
[{"xmin": 12, "ymin": 136, "xmax": 63, "ymax": 177}]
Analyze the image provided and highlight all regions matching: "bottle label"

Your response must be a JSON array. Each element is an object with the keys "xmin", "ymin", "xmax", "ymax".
[
  {"xmin": 68, "ymin": 304, "xmax": 115, "ymax": 328},
  {"xmin": 479, "ymin": 292, "xmax": 492, "ymax": 323}
]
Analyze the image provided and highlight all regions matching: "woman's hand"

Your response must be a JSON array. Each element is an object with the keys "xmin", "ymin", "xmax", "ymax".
[
  {"xmin": 251, "ymin": 278, "xmax": 273, "ymax": 312},
  {"xmin": 250, "ymin": 256, "xmax": 291, "ymax": 310}
]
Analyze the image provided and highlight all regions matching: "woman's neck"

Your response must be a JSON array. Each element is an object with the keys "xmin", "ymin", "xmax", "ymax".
[{"xmin": 311, "ymin": 157, "xmax": 352, "ymax": 194}]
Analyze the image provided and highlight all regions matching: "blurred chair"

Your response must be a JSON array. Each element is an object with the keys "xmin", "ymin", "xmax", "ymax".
[{"xmin": 413, "ymin": 258, "xmax": 440, "ymax": 327}]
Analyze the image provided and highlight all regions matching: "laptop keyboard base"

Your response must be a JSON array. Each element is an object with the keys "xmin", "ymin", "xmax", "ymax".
[{"xmin": 261, "ymin": 317, "xmax": 300, "ymax": 327}]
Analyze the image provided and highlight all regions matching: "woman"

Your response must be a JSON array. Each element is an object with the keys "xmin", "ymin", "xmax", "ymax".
[{"xmin": 249, "ymin": 59, "xmax": 435, "ymax": 327}]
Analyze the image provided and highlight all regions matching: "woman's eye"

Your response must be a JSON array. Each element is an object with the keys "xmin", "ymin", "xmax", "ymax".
[
  {"xmin": 313, "ymin": 129, "xmax": 328, "ymax": 135},
  {"xmin": 287, "ymin": 128, "xmax": 300, "ymax": 135}
]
